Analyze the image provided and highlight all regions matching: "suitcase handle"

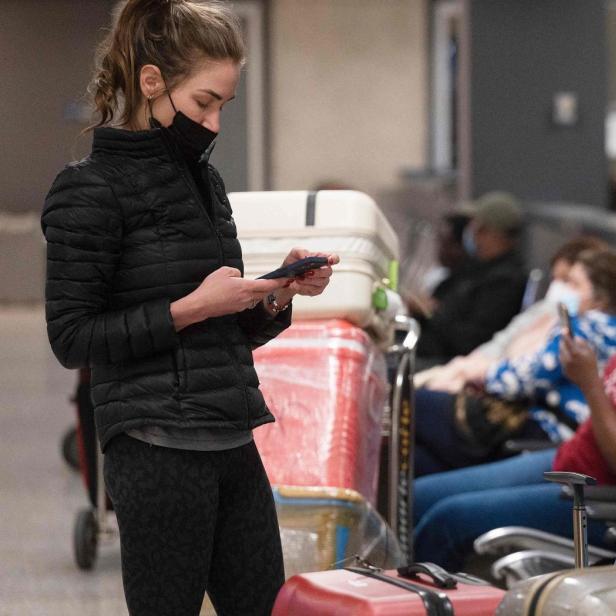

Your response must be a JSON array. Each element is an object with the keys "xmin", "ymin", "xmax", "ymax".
[
  {"xmin": 397, "ymin": 562, "xmax": 458, "ymax": 589},
  {"xmin": 544, "ymin": 471, "xmax": 597, "ymax": 568}
]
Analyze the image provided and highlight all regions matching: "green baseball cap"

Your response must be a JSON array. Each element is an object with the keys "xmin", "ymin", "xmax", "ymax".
[{"xmin": 460, "ymin": 191, "xmax": 523, "ymax": 233}]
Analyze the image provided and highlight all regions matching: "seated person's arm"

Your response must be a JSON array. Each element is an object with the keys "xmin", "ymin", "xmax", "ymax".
[
  {"xmin": 561, "ymin": 337, "xmax": 616, "ymax": 476},
  {"xmin": 416, "ymin": 354, "xmax": 492, "ymax": 392}
]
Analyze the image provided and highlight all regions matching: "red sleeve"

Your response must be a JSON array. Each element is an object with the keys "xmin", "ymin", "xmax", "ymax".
[
  {"xmin": 602, "ymin": 355, "xmax": 616, "ymax": 407},
  {"xmin": 552, "ymin": 354, "xmax": 616, "ymax": 485}
]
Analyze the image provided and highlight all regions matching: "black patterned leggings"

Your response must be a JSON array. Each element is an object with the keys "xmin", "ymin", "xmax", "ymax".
[{"xmin": 103, "ymin": 433, "xmax": 285, "ymax": 616}]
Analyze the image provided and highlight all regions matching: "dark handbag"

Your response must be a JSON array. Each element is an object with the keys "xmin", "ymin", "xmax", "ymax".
[{"xmin": 453, "ymin": 384, "xmax": 529, "ymax": 457}]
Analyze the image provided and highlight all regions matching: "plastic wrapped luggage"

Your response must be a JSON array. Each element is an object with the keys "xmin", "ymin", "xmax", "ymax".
[
  {"xmin": 495, "ymin": 565, "xmax": 616, "ymax": 615},
  {"xmin": 229, "ymin": 190, "xmax": 400, "ymax": 345},
  {"xmin": 272, "ymin": 564, "xmax": 505, "ymax": 615},
  {"xmin": 274, "ymin": 486, "xmax": 403, "ymax": 578},
  {"xmin": 253, "ymin": 319, "xmax": 388, "ymax": 505}
]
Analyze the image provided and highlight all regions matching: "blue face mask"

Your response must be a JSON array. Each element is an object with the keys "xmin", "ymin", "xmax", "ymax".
[
  {"xmin": 545, "ymin": 280, "xmax": 582, "ymax": 315},
  {"xmin": 462, "ymin": 226, "xmax": 477, "ymax": 257}
]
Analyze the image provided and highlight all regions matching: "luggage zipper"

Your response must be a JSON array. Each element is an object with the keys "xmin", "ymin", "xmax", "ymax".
[{"xmin": 345, "ymin": 566, "xmax": 455, "ymax": 616}]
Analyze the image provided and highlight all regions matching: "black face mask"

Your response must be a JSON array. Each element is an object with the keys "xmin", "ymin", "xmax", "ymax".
[{"xmin": 148, "ymin": 91, "xmax": 217, "ymax": 163}]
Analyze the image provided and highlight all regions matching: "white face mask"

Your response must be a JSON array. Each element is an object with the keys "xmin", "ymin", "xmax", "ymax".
[{"xmin": 545, "ymin": 280, "xmax": 581, "ymax": 315}]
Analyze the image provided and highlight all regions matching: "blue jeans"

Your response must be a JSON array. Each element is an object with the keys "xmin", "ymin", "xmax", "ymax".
[{"xmin": 413, "ymin": 449, "xmax": 609, "ymax": 570}]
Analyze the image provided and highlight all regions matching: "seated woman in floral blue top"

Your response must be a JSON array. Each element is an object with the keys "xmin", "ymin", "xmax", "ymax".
[{"xmin": 414, "ymin": 249, "xmax": 616, "ymax": 475}]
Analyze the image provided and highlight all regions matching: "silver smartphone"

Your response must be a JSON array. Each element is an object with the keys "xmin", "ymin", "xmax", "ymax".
[{"xmin": 558, "ymin": 302, "xmax": 573, "ymax": 337}]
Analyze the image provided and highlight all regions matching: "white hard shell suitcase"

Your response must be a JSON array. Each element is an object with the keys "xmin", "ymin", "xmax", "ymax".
[
  {"xmin": 496, "ymin": 565, "xmax": 616, "ymax": 615},
  {"xmin": 228, "ymin": 190, "xmax": 400, "ymax": 344}
]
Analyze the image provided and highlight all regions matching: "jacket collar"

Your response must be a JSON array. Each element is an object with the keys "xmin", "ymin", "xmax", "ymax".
[{"xmin": 92, "ymin": 126, "xmax": 169, "ymax": 159}]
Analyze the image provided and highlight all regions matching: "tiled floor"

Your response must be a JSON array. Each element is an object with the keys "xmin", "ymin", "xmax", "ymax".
[{"xmin": 0, "ymin": 306, "xmax": 128, "ymax": 615}]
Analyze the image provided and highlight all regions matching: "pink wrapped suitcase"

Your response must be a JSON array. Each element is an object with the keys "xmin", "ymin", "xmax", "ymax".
[
  {"xmin": 253, "ymin": 319, "xmax": 388, "ymax": 505},
  {"xmin": 272, "ymin": 564, "xmax": 505, "ymax": 616}
]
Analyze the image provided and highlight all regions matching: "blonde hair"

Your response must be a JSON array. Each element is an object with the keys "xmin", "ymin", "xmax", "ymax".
[{"xmin": 88, "ymin": 0, "xmax": 245, "ymax": 129}]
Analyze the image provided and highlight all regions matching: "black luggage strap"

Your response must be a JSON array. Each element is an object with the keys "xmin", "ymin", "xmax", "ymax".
[
  {"xmin": 345, "ymin": 566, "xmax": 455, "ymax": 616},
  {"xmin": 398, "ymin": 562, "xmax": 458, "ymax": 589},
  {"xmin": 305, "ymin": 191, "xmax": 317, "ymax": 226}
]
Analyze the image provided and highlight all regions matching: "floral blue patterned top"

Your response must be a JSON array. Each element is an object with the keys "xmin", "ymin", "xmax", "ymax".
[{"xmin": 485, "ymin": 310, "xmax": 616, "ymax": 442}]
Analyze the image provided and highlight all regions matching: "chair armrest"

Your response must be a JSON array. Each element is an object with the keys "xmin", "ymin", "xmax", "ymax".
[
  {"xmin": 501, "ymin": 439, "xmax": 556, "ymax": 454},
  {"xmin": 560, "ymin": 485, "xmax": 616, "ymax": 502}
]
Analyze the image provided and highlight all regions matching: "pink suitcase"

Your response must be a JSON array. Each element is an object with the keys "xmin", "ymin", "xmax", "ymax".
[
  {"xmin": 272, "ymin": 563, "xmax": 505, "ymax": 616},
  {"xmin": 253, "ymin": 320, "xmax": 388, "ymax": 504}
]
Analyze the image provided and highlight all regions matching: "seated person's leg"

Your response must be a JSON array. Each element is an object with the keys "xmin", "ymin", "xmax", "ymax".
[
  {"xmin": 413, "ymin": 448, "xmax": 556, "ymax": 526},
  {"xmin": 414, "ymin": 482, "xmax": 608, "ymax": 571},
  {"xmin": 414, "ymin": 388, "xmax": 497, "ymax": 474}
]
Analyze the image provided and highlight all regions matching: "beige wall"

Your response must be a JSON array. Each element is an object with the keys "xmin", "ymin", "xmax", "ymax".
[{"xmin": 269, "ymin": 0, "xmax": 428, "ymax": 197}]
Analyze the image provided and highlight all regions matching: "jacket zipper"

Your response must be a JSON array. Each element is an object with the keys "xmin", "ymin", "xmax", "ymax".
[
  {"xmin": 177, "ymin": 158, "xmax": 225, "ymax": 267},
  {"xmin": 170, "ymin": 348, "xmax": 180, "ymax": 392},
  {"xmin": 160, "ymin": 132, "xmax": 252, "ymax": 425}
]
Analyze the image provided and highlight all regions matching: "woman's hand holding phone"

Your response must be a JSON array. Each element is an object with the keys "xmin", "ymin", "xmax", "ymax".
[
  {"xmin": 560, "ymin": 335, "xmax": 601, "ymax": 392},
  {"xmin": 171, "ymin": 266, "xmax": 288, "ymax": 330},
  {"xmin": 274, "ymin": 247, "xmax": 339, "ymax": 303}
]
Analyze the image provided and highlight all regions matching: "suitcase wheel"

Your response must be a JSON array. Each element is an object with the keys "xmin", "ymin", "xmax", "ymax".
[
  {"xmin": 61, "ymin": 426, "xmax": 80, "ymax": 471},
  {"xmin": 74, "ymin": 508, "xmax": 98, "ymax": 570}
]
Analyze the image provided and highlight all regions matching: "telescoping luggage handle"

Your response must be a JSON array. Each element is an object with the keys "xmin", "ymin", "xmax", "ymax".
[
  {"xmin": 543, "ymin": 471, "xmax": 597, "ymax": 568},
  {"xmin": 346, "ymin": 563, "xmax": 455, "ymax": 616}
]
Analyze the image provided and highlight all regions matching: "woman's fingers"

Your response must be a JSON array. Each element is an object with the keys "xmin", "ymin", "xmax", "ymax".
[
  {"xmin": 277, "ymin": 249, "xmax": 337, "ymax": 297},
  {"xmin": 292, "ymin": 276, "xmax": 331, "ymax": 296}
]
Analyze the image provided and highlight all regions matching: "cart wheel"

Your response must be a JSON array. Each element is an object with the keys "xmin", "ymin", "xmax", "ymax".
[
  {"xmin": 74, "ymin": 508, "xmax": 98, "ymax": 570},
  {"xmin": 61, "ymin": 426, "xmax": 80, "ymax": 471}
]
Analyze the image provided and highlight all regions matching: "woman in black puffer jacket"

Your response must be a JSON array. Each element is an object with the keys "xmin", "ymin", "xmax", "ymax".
[{"xmin": 41, "ymin": 1, "xmax": 337, "ymax": 614}]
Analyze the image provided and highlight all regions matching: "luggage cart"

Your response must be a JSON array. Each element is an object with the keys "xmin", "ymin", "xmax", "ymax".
[
  {"xmin": 383, "ymin": 314, "xmax": 421, "ymax": 564},
  {"xmin": 68, "ymin": 368, "xmax": 118, "ymax": 570},
  {"xmin": 73, "ymin": 440, "xmax": 117, "ymax": 570}
]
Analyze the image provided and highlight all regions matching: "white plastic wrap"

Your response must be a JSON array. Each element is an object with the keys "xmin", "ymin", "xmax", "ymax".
[{"xmin": 274, "ymin": 486, "xmax": 403, "ymax": 578}]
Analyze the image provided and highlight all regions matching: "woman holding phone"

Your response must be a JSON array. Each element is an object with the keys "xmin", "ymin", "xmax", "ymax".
[{"xmin": 41, "ymin": 1, "xmax": 337, "ymax": 614}]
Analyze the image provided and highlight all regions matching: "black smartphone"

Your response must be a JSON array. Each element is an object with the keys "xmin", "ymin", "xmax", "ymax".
[
  {"xmin": 558, "ymin": 302, "xmax": 573, "ymax": 337},
  {"xmin": 257, "ymin": 256, "xmax": 329, "ymax": 280}
]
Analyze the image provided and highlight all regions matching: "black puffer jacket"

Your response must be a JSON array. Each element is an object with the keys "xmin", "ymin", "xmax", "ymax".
[{"xmin": 42, "ymin": 127, "xmax": 291, "ymax": 450}]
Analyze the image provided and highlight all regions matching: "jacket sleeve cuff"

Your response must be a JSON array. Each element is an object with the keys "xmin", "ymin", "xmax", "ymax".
[
  {"xmin": 130, "ymin": 297, "xmax": 179, "ymax": 357},
  {"xmin": 237, "ymin": 301, "xmax": 293, "ymax": 349}
]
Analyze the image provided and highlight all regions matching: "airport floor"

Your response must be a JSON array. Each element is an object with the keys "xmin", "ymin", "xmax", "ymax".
[
  {"xmin": 1, "ymin": 306, "xmax": 130, "ymax": 615},
  {"xmin": 0, "ymin": 306, "xmax": 223, "ymax": 615}
]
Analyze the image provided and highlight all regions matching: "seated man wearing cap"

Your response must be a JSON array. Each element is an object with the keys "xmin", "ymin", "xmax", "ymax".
[{"xmin": 416, "ymin": 192, "xmax": 528, "ymax": 366}]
